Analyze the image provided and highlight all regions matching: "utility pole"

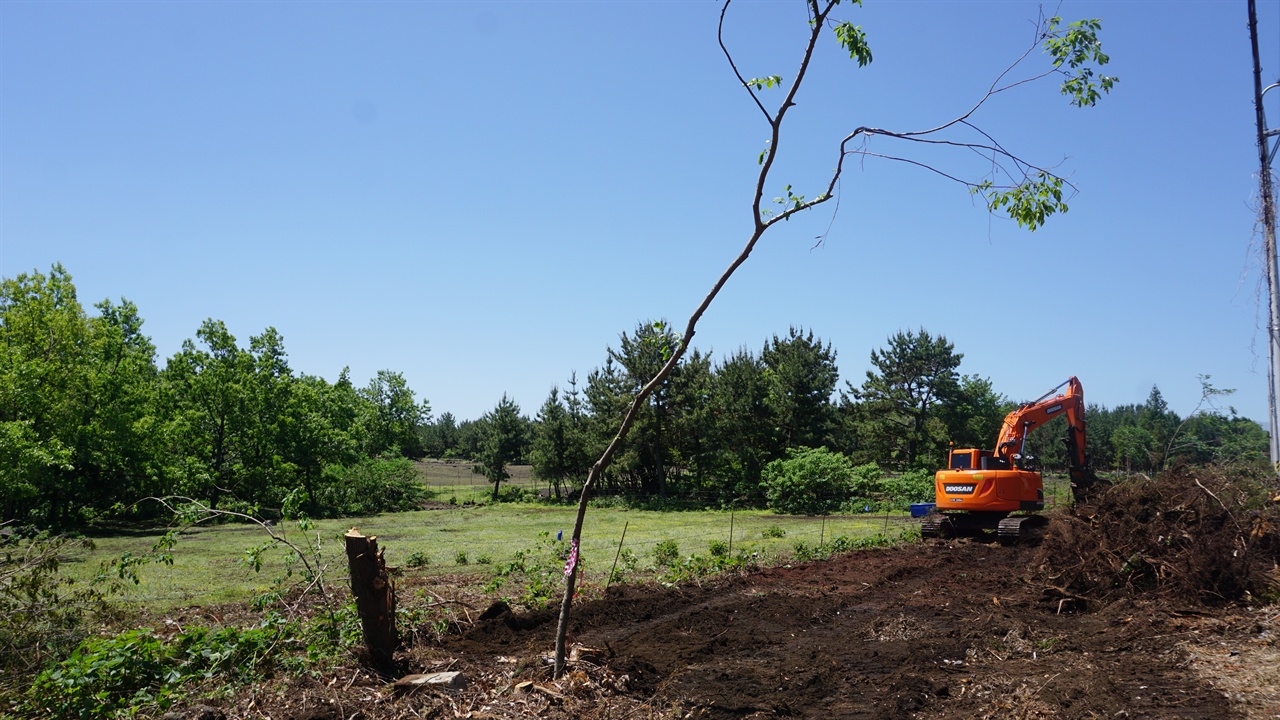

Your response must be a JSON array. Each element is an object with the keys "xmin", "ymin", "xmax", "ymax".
[{"xmin": 1248, "ymin": 0, "xmax": 1280, "ymax": 475}]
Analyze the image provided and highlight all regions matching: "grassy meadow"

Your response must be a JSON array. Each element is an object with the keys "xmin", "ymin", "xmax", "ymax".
[
  {"xmin": 61, "ymin": 462, "xmax": 1076, "ymax": 611},
  {"xmin": 63, "ymin": 459, "xmax": 917, "ymax": 610}
]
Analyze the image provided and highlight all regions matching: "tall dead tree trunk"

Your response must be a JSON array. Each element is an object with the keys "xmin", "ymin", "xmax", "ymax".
[{"xmin": 344, "ymin": 528, "xmax": 398, "ymax": 674}]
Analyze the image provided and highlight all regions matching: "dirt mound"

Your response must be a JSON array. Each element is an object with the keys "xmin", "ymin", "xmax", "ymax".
[{"xmin": 1034, "ymin": 466, "xmax": 1280, "ymax": 605}]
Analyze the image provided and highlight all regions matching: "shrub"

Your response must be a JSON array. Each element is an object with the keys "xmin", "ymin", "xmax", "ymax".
[
  {"xmin": 762, "ymin": 447, "xmax": 855, "ymax": 515},
  {"xmin": 405, "ymin": 551, "xmax": 430, "ymax": 568},
  {"xmin": 652, "ymin": 539, "xmax": 680, "ymax": 568},
  {"xmin": 26, "ymin": 620, "xmax": 291, "ymax": 719},
  {"xmin": 850, "ymin": 462, "xmax": 884, "ymax": 497},
  {"xmin": 312, "ymin": 457, "xmax": 428, "ymax": 517},
  {"xmin": 1, "ymin": 533, "xmax": 108, "ymax": 698},
  {"xmin": 880, "ymin": 469, "xmax": 935, "ymax": 509}
]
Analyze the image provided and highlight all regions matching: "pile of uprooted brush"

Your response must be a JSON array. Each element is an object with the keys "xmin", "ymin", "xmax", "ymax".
[{"xmin": 1033, "ymin": 465, "xmax": 1280, "ymax": 607}]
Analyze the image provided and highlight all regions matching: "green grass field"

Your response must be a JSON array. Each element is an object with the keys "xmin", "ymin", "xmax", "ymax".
[
  {"xmin": 66, "ymin": 499, "xmax": 915, "ymax": 610},
  {"xmin": 60, "ymin": 463, "xmax": 1073, "ymax": 611}
]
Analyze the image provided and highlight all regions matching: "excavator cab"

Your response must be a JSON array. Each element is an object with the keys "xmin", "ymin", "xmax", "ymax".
[{"xmin": 946, "ymin": 448, "xmax": 1015, "ymax": 471}]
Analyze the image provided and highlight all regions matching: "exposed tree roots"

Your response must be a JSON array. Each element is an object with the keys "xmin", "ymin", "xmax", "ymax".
[{"xmin": 1033, "ymin": 465, "xmax": 1280, "ymax": 606}]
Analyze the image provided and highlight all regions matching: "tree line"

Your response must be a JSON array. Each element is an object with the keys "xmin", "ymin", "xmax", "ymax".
[
  {"xmin": 2, "ymin": 265, "xmax": 1268, "ymax": 528},
  {"xmin": 510, "ymin": 321, "xmax": 1268, "ymax": 505},
  {"xmin": 2, "ymin": 265, "xmax": 430, "ymax": 528}
]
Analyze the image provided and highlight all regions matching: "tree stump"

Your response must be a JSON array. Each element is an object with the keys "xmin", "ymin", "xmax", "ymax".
[{"xmin": 344, "ymin": 528, "xmax": 398, "ymax": 673}]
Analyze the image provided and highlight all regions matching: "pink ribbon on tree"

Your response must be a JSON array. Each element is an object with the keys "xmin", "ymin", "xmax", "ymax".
[{"xmin": 563, "ymin": 538, "xmax": 579, "ymax": 578}]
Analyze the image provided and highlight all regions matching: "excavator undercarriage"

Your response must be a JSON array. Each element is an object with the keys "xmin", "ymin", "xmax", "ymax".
[{"xmin": 921, "ymin": 511, "xmax": 1049, "ymax": 545}]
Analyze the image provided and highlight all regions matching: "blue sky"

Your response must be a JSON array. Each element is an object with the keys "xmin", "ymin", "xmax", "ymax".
[{"xmin": 3, "ymin": 0, "xmax": 1279, "ymax": 425}]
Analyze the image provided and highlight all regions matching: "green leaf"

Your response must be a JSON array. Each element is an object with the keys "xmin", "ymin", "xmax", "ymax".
[
  {"xmin": 1042, "ymin": 17, "xmax": 1117, "ymax": 108},
  {"xmin": 976, "ymin": 173, "xmax": 1067, "ymax": 231},
  {"xmin": 745, "ymin": 75, "xmax": 784, "ymax": 91},
  {"xmin": 833, "ymin": 22, "xmax": 873, "ymax": 67}
]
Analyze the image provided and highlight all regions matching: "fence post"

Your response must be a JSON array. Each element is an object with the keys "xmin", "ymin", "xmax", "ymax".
[
  {"xmin": 344, "ymin": 528, "xmax": 398, "ymax": 674},
  {"xmin": 606, "ymin": 521, "xmax": 630, "ymax": 591}
]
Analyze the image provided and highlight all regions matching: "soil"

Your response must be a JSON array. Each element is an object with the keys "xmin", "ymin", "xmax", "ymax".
[
  {"xmin": 184, "ymin": 535, "xmax": 1278, "ymax": 720},
  {"xmin": 426, "ymin": 539, "xmax": 1275, "ymax": 719}
]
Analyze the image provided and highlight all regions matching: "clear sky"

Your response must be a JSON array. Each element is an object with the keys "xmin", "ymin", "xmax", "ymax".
[{"xmin": 3, "ymin": 0, "xmax": 1279, "ymax": 424}]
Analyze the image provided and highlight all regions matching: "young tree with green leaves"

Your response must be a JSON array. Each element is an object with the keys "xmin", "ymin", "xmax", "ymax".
[{"xmin": 554, "ymin": 0, "xmax": 1117, "ymax": 675}]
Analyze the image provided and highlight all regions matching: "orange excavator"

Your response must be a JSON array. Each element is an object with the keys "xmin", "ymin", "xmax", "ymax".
[{"xmin": 921, "ymin": 376, "xmax": 1099, "ymax": 544}]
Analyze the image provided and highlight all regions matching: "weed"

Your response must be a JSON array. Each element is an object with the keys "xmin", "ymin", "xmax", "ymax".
[
  {"xmin": 483, "ymin": 532, "xmax": 570, "ymax": 609},
  {"xmin": 708, "ymin": 540, "xmax": 729, "ymax": 558},
  {"xmin": 477, "ymin": 554, "xmax": 493, "ymax": 565},
  {"xmin": 406, "ymin": 551, "xmax": 430, "ymax": 568},
  {"xmin": 656, "ymin": 547, "xmax": 759, "ymax": 585},
  {"xmin": 762, "ymin": 525, "xmax": 786, "ymax": 539},
  {"xmin": 455, "ymin": 551, "xmax": 469, "ymax": 566},
  {"xmin": 25, "ymin": 616, "xmax": 297, "ymax": 719},
  {"xmin": 1033, "ymin": 637, "xmax": 1063, "ymax": 653},
  {"xmin": 608, "ymin": 548, "xmax": 639, "ymax": 585},
  {"xmin": 792, "ymin": 533, "xmax": 900, "ymax": 563},
  {"xmin": 652, "ymin": 539, "xmax": 680, "ymax": 568}
]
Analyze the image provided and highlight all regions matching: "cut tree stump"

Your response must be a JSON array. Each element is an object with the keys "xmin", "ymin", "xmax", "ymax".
[{"xmin": 344, "ymin": 528, "xmax": 398, "ymax": 673}]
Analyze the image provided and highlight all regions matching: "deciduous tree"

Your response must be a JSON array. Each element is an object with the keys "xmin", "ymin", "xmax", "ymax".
[
  {"xmin": 361, "ymin": 370, "xmax": 430, "ymax": 459},
  {"xmin": 552, "ymin": 0, "xmax": 1116, "ymax": 674}
]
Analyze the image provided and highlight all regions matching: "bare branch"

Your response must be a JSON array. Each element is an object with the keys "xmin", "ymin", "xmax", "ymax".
[{"xmin": 142, "ymin": 495, "xmax": 324, "ymax": 594}]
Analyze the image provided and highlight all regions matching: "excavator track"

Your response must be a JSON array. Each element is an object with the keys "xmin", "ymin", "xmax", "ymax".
[
  {"xmin": 996, "ymin": 515, "xmax": 1048, "ymax": 546},
  {"xmin": 920, "ymin": 514, "xmax": 954, "ymax": 540}
]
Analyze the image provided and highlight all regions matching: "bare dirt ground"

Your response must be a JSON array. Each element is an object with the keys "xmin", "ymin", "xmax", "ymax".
[
  {"xmin": 185, "ymin": 536, "xmax": 1277, "ymax": 720},
  {"xmin": 433, "ymin": 540, "xmax": 1277, "ymax": 720}
]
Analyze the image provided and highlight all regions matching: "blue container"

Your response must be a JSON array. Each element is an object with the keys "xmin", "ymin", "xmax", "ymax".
[{"xmin": 909, "ymin": 502, "xmax": 936, "ymax": 518}]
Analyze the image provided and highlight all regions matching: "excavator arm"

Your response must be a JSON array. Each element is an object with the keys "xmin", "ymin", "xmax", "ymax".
[{"xmin": 993, "ymin": 376, "xmax": 1097, "ymax": 499}]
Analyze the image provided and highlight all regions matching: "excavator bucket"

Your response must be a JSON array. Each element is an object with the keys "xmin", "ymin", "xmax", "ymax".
[{"xmin": 1069, "ymin": 467, "xmax": 1105, "ymax": 503}]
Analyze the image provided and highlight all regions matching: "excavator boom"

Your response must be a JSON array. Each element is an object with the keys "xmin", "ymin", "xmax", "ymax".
[{"xmin": 994, "ymin": 377, "xmax": 1089, "ymax": 481}]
